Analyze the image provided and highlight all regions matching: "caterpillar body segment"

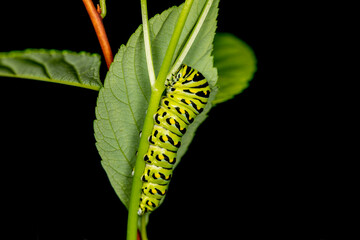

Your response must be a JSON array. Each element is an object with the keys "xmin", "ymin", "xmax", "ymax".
[{"xmin": 138, "ymin": 64, "xmax": 211, "ymax": 215}]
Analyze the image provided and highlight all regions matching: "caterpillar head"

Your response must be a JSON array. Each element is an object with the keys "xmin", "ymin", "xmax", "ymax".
[
  {"xmin": 165, "ymin": 64, "xmax": 188, "ymax": 88},
  {"xmin": 166, "ymin": 72, "xmax": 182, "ymax": 88}
]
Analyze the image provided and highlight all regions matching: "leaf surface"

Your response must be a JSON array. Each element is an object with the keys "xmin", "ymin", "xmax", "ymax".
[
  {"xmin": 212, "ymin": 33, "xmax": 257, "ymax": 104},
  {"xmin": 0, "ymin": 49, "xmax": 102, "ymax": 90},
  {"xmin": 94, "ymin": 0, "xmax": 219, "ymax": 208}
]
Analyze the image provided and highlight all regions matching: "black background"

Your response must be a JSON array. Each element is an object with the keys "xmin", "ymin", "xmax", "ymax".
[{"xmin": 0, "ymin": 1, "xmax": 331, "ymax": 239}]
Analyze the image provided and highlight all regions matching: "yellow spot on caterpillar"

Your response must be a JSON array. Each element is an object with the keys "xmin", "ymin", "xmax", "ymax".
[
  {"xmin": 204, "ymin": 91, "xmax": 208, "ymax": 95},
  {"xmin": 155, "ymin": 173, "xmax": 161, "ymax": 179},
  {"xmin": 148, "ymin": 201, "xmax": 153, "ymax": 206},
  {"xmin": 162, "ymin": 135, "xmax": 168, "ymax": 142},
  {"xmin": 179, "ymin": 108, "xmax": 185, "ymax": 114},
  {"xmin": 190, "ymin": 89, "xmax": 197, "ymax": 93},
  {"xmin": 169, "ymin": 158, "xmax": 174, "ymax": 163},
  {"xmin": 189, "ymin": 116, "xmax": 192, "ymax": 120},
  {"xmin": 196, "ymin": 73, "xmax": 199, "ymax": 76},
  {"xmin": 180, "ymin": 127, "xmax": 184, "ymax": 131},
  {"xmin": 151, "ymin": 189, "xmax": 157, "ymax": 194},
  {"xmin": 159, "ymin": 154, "xmax": 164, "ymax": 160},
  {"xmin": 169, "ymin": 118, "xmax": 175, "ymax": 125},
  {"xmin": 197, "ymin": 106, "xmax": 202, "ymax": 110},
  {"xmin": 185, "ymin": 99, "xmax": 191, "ymax": 104}
]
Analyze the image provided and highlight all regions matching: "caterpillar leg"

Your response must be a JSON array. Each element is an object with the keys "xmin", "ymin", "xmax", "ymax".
[{"xmin": 138, "ymin": 195, "xmax": 161, "ymax": 215}]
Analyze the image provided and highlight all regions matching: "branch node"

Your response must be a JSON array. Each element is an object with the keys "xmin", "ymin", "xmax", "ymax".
[{"xmin": 96, "ymin": 4, "xmax": 102, "ymax": 17}]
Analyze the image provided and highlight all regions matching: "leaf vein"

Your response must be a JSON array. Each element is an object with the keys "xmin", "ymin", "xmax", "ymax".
[
  {"xmin": 133, "ymin": 39, "xmax": 149, "ymax": 104},
  {"xmin": 120, "ymin": 56, "xmax": 141, "ymax": 132},
  {"xmin": 101, "ymin": 90, "xmax": 133, "ymax": 168}
]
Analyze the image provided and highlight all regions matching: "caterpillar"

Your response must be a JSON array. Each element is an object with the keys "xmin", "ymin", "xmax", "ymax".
[{"xmin": 138, "ymin": 64, "xmax": 211, "ymax": 215}]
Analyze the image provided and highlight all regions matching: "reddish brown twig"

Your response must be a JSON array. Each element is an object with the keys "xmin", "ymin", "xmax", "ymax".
[{"xmin": 82, "ymin": 0, "xmax": 113, "ymax": 69}]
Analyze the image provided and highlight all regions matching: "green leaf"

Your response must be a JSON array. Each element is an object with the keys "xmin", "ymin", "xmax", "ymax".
[
  {"xmin": 212, "ymin": 33, "xmax": 257, "ymax": 104},
  {"xmin": 0, "ymin": 49, "xmax": 102, "ymax": 90},
  {"xmin": 94, "ymin": 0, "xmax": 219, "ymax": 208}
]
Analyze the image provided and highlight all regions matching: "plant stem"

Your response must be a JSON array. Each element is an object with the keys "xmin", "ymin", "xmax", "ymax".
[
  {"xmin": 168, "ymin": 0, "xmax": 214, "ymax": 79},
  {"xmin": 154, "ymin": 0, "xmax": 194, "ymax": 92},
  {"xmin": 126, "ymin": 89, "xmax": 163, "ymax": 240},
  {"xmin": 141, "ymin": 0, "xmax": 156, "ymax": 88},
  {"xmin": 82, "ymin": 0, "xmax": 113, "ymax": 69},
  {"xmin": 126, "ymin": 1, "xmax": 194, "ymax": 240},
  {"xmin": 140, "ymin": 215, "xmax": 148, "ymax": 240}
]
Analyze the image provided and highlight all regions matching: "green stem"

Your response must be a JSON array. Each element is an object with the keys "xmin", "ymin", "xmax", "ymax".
[
  {"xmin": 141, "ymin": 0, "xmax": 156, "ymax": 88},
  {"xmin": 126, "ymin": 1, "xmax": 194, "ymax": 240},
  {"xmin": 168, "ymin": 0, "xmax": 214, "ymax": 79},
  {"xmin": 126, "ymin": 90, "xmax": 162, "ymax": 240},
  {"xmin": 140, "ymin": 215, "xmax": 149, "ymax": 240},
  {"xmin": 154, "ymin": 0, "xmax": 194, "ymax": 92}
]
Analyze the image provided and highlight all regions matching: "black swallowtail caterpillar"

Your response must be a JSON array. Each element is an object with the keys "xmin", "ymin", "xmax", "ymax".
[{"xmin": 138, "ymin": 64, "xmax": 211, "ymax": 215}]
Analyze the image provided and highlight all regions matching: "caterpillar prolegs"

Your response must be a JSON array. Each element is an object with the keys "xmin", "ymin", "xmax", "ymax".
[{"xmin": 138, "ymin": 64, "xmax": 211, "ymax": 215}]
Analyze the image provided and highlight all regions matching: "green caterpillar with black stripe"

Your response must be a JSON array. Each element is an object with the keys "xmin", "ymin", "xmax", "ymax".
[{"xmin": 138, "ymin": 64, "xmax": 211, "ymax": 215}]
